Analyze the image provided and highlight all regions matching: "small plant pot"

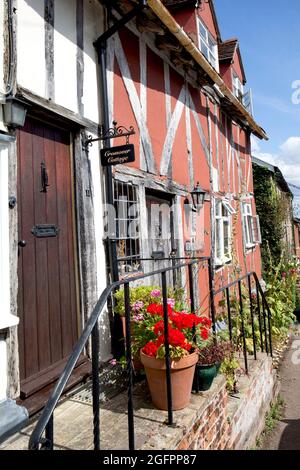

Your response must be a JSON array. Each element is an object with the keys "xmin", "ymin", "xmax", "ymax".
[
  {"xmin": 120, "ymin": 318, "xmax": 144, "ymax": 372},
  {"xmin": 140, "ymin": 351, "xmax": 198, "ymax": 410},
  {"xmin": 192, "ymin": 363, "xmax": 217, "ymax": 392},
  {"xmin": 121, "ymin": 317, "xmax": 135, "ymax": 339}
]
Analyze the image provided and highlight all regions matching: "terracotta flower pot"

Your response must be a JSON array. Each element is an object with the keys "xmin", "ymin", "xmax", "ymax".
[
  {"xmin": 140, "ymin": 350, "xmax": 198, "ymax": 410},
  {"xmin": 121, "ymin": 317, "xmax": 134, "ymax": 339}
]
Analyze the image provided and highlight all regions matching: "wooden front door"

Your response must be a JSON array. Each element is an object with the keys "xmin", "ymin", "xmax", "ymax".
[{"xmin": 17, "ymin": 117, "xmax": 79, "ymax": 398}]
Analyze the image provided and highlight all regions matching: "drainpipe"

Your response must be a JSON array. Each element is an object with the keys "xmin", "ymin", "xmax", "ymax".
[
  {"xmin": 94, "ymin": 1, "xmax": 147, "ymax": 356},
  {"xmin": 94, "ymin": 1, "xmax": 147, "ymax": 285}
]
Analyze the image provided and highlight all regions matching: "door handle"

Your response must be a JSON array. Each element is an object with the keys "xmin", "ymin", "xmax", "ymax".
[{"xmin": 18, "ymin": 240, "xmax": 27, "ymax": 248}]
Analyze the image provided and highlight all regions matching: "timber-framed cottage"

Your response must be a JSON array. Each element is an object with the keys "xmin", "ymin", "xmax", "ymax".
[{"xmin": 0, "ymin": 0, "xmax": 268, "ymax": 444}]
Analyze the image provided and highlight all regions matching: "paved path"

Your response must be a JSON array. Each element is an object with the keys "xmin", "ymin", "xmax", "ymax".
[{"xmin": 262, "ymin": 326, "xmax": 300, "ymax": 450}]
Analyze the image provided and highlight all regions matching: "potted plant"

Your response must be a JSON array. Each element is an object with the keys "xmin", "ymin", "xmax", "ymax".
[
  {"xmin": 193, "ymin": 342, "xmax": 226, "ymax": 392},
  {"xmin": 138, "ymin": 305, "xmax": 212, "ymax": 410},
  {"xmin": 114, "ymin": 286, "xmax": 185, "ymax": 338}
]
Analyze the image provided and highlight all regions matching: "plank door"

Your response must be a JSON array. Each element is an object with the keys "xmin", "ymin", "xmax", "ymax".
[{"xmin": 17, "ymin": 117, "xmax": 80, "ymax": 398}]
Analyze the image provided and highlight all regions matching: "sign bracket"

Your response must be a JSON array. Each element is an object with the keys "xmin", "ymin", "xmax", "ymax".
[{"xmin": 83, "ymin": 120, "xmax": 135, "ymax": 150}]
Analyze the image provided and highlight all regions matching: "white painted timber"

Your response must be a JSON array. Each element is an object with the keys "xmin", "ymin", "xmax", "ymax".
[
  {"xmin": 214, "ymin": 104, "xmax": 220, "ymax": 184},
  {"xmin": 114, "ymin": 33, "xmax": 156, "ymax": 174},
  {"xmin": 54, "ymin": 0, "xmax": 78, "ymax": 112},
  {"xmin": 189, "ymin": 93, "xmax": 210, "ymax": 164},
  {"xmin": 88, "ymin": 137, "xmax": 111, "ymax": 362},
  {"xmin": 0, "ymin": 339, "xmax": 7, "ymax": 400},
  {"xmin": 0, "ymin": 1, "xmax": 4, "ymax": 95},
  {"xmin": 17, "ymin": 0, "xmax": 46, "ymax": 98},
  {"xmin": 185, "ymin": 89, "xmax": 194, "ymax": 189},
  {"xmin": 247, "ymin": 155, "xmax": 252, "ymax": 192},
  {"xmin": 174, "ymin": 195, "xmax": 186, "ymax": 288},
  {"xmin": 160, "ymin": 85, "xmax": 186, "ymax": 176},
  {"xmin": 0, "ymin": 144, "xmax": 18, "ymax": 401},
  {"xmin": 0, "ymin": 145, "xmax": 12, "ymax": 325},
  {"xmin": 83, "ymin": 0, "xmax": 103, "ymax": 123},
  {"xmin": 106, "ymin": 36, "xmax": 115, "ymax": 130},
  {"xmin": 139, "ymin": 37, "xmax": 147, "ymax": 171},
  {"xmin": 138, "ymin": 184, "xmax": 150, "ymax": 275}
]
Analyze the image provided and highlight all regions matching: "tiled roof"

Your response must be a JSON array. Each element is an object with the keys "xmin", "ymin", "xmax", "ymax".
[
  {"xmin": 218, "ymin": 38, "xmax": 238, "ymax": 62},
  {"xmin": 162, "ymin": 0, "xmax": 197, "ymax": 8},
  {"xmin": 162, "ymin": 0, "xmax": 197, "ymax": 7}
]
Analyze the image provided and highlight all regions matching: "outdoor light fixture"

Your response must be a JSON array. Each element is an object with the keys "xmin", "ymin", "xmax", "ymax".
[
  {"xmin": 3, "ymin": 96, "xmax": 28, "ymax": 129},
  {"xmin": 191, "ymin": 182, "xmax": 206, "ymax": 211}
]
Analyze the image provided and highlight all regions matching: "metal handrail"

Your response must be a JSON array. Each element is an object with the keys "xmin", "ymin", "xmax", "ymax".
[
  {"xmin": 211, "ymin": 271, "xmax": 273, "ymax": 374},
  {"xmin": 29, "ymin": 259, "xmax": 272, "ymax": 451},
  {"xmin": 29, "ymin": 257, "xmax": 208, "ymax": 450}
]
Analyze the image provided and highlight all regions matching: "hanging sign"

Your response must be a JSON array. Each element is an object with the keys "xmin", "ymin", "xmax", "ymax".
[{"xmin": 101, "ymin": 144, "xmax": 135, "ymax": 166}]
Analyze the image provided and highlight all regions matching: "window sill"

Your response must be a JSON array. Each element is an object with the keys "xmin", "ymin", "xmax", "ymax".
[
  {"xmin": 215, "ymin": 258, "xmax": 232, "ymax": 270},
  {"xmin": 245, "ymin": 244, "xmax": 256, "ymax": 251}
]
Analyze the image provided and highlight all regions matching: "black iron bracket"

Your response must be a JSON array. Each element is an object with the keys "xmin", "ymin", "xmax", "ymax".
[
  {"xmin": 94, "ymin": 1, "xmax": 148, "ymax": 51},
  {"xmin": 82, "ymin": 121, "xmax": 135, "ymax": 150}
]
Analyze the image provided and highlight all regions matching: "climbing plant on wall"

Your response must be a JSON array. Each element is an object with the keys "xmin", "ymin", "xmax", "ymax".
[{"xmin": 253, "ymin": 164, "xmax": 291, "ymax": 273}]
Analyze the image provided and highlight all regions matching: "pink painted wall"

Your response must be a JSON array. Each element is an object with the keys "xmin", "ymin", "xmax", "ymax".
[{"xmin": 110, "ymin": 5, "xmax": 262, "ymax": 316}]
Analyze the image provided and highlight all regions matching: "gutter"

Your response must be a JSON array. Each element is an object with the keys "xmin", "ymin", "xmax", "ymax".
[{"xmin": 147, "ymin": 0, "xmax": 268, "ymax": 140}]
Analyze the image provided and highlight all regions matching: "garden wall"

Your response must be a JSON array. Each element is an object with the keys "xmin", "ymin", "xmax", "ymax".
[{"xmin": 176, "ymin": 353, "xmax": 277, "ymax": 450}]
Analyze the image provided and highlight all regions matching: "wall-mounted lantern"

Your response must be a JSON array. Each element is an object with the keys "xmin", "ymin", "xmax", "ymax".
[
  {"xmin": 191, "ymin": 182, "xmax": 206, "ymax": 212},
  {"xmin": 3, "ymin": 96, "xmax": 28, "ymax": 129}
]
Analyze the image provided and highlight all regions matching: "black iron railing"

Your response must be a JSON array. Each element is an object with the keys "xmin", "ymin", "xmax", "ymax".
[
  {"xmin": 28, "ymin": 259, "xmax": 272, "ymax": 451},
  {"xmin": 29, "ymin": 257, "xmax": 211, "ymax": 451},
  {"xmin": 212, "ymin": 271, "xmax": 273, "ymax": 374}
]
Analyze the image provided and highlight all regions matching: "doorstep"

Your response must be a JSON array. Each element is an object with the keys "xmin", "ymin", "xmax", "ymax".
[
  {"xmin": 1, "ymin": 353, "xmax": 275, "ymax": 451},
  {"xmin": 0, "ymin": 374, "xmax": 227, "ymax": 451}
]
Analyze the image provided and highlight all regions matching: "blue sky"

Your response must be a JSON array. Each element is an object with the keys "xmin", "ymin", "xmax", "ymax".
[{"xmin": 214, "ymin": 0, "xmax": 300, "ymax": 189}]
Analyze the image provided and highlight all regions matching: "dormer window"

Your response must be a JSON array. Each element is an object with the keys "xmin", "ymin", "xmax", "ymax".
[
  {"xmin": 198, "ymin": 19, "xmax": 219, "ymax": 71},
  {"xmin": 232, "ymin": 71, "xmax": 244, "ymax": 101}
]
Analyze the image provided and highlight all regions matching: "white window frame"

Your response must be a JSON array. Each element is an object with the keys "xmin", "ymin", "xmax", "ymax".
[
  {"xmin": 198, "ymin": 19, "xmax": 219, "ymax": 71},
  {"xmin": 215, "ymin": 200, "xmax": 235, "ymax": 267},
  {"xmin": 232, "ymin": 70, "xmax": 244, "ymax": 101},
  {"xmin": 242, "ymin": 203, "xmax": 261, "ymax": 249},
  {"xmin": 251, "ymin": 215, "xmax": 262, "ymax": 244}
]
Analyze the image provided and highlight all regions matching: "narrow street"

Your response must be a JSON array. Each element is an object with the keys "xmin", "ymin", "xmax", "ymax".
[{"xmin": 262, "ymin": 325, "xmax": 300, "ymax": 450}]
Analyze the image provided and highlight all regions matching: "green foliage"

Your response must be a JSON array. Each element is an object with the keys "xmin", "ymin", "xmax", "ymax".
[
  {"xmin": 218, "ymin": 286, "xmax": 264, "ymax": 354},
  {"xmin": 114, "ymin": 285, "xmax": 186, "ymax": 317},
  {"xmin": 131, "ymin": 313, "xmax": 158, "ymax": 357},
  {"xmin": 264, "ymin": 256, "xmax": 297, "ymax": 340},
  {"xmin": 219, "ymin": 353, "xmax": 240, "ymax": 393},
  {"xmin": 155, "ymin": 345, "xmax": 189, "ymax": 360},
  {"xmin": 217, "ymin": 255, "xmax": 297, "ymax": 354},
  {"xmin": 253, "ymin": 164, "xmax": 292, "ymax": 271},
  {"xmin": 255, "ymin": 395, "xmax": 285, "ymax": 449}
]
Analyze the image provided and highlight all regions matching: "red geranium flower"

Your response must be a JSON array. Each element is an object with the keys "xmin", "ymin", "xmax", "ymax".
[
  {"xmin": 147, "ymin": 303, "xmax": 173, "ymax": 316},
  {"xmin": 200, "ymin": 327, "xmax": 209, "ymax": 340},
  {"xmin": 154, "ymin": 320, "xmax": 165, "ymax": 335},
  {"xmin": 143, "ymin": 341, "xmax": 159, "ymax": 357}
]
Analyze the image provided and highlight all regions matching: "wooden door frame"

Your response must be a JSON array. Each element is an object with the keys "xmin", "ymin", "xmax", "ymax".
[{"xmin": 14, "ymin": 106, "xmax": 99, "ymax": 392}]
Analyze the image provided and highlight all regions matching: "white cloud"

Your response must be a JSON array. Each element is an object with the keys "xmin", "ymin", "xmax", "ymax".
[
  {"xmin": 252, "ymin": 136, "xmax": 300, "ymax": 186},
  {"xmin": 279, "ymin": 137, "xmax": 300, "ymax": 164}
]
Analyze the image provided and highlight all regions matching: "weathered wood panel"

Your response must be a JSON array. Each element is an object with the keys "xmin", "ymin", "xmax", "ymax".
[{"xmin": 17, "ymin": 118, "xmax": 79, "ymax": 395}]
